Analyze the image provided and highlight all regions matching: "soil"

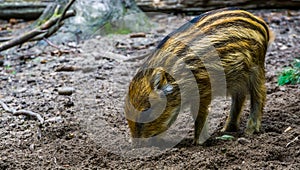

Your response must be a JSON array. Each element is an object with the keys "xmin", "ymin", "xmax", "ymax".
[{"xmin": 0, "ymin": 9, "xmax": 299, "ymax": 169}]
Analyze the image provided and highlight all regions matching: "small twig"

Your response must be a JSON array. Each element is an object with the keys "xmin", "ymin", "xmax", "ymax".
[
  {"xmin": 0, "ymin": 100, "xmax": 13, "ymax": 112},
  {"xmin": 43, "ymin": 38, "xmax": 74, "ymax": 56},
  {"xmin": 94, "ymin": 51, "xmax": 151, "ymax": 62},
  {"xmin": 286, "ymin": 136, "xmax": 299, "ymax": 147},
  {"xmin": 14, "ymin": 52, "xmax": 42, "ymax": 60},
  {"xmin": 37, "ymin": 126, "xmax": 42, "ymax": 139},
  {"xmin": 129, "ymin": 32, "xmax": 146, "ymax": 38},
  {"xmin": 55, "ymin": 65, "xmax": 79, "ymax": 72},
  {"xmin": 0, "ymin": 99, "xmax": 44, "ymax": 124},
  {"xmin": 43, "ymin": 38, "xmax": 60, "ymax": 49},
  {"xmin": 14, "ymin": 110, "xmax": 44, "ymax": 124},
  {"xmin": 101, "ymin": 51, "xmax": 128, "ymax": 61},
  {"xmin": 124, "ymin": 52, "xmax": 152, "ymax": 62}
]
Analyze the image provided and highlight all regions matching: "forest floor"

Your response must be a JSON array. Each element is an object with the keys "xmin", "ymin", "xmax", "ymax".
[{"xmin": 0, "ymin": 9, "xmax": 299, "ymax": 169}]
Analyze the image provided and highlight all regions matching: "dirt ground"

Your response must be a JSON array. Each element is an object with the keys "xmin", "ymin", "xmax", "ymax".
[{"xmin": 0, "ymin": 9, "xmax": 299, "ymax": 169}]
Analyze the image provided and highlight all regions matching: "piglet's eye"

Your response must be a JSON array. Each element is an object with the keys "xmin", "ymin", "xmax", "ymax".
[
  {"xmin": 161, "ymin": 83, "xmax": 173, "ymax": 95},
  {"xmin": 141, "ymin": 108, "xmax": 150, "ymax": 112}
]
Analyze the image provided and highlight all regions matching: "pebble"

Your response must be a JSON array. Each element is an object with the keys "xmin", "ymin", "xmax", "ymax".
[
  {"xmin": 45, "ymin": 116, "xmax": 63, "ymax": 123},
  {"xmin": 58, "ymin": 87, "xmax": 75, "ymax": 95},
  {"xmin": 112, "ymin": 93, "xmax": 120, "ymax": 98},
  {"xmin": 283, "ymin": 126, "xmax": 292, "ymax": 133},
  {"xmin": 129, "ymin": 32, "xmax": 146, "ymax": 38},
  {"xmin": 279, "ymin": 86, "xmax": 286, "ymax": 92},
  {"xmin": 156, "ymin": 28, "xmax": 166, "ymax": 33},
  {"xmin": 40, "ymin": 59, "xmax": 47, "ymax": 64},
  {"xmin": 221, "ymin": 147, "xmax": 227, "ymax": 153},
  {"xmin": 29, "ymin": 144, "xmax": 35, "ymax": 152},
  {"xmin": 66, "ymin": 133, "xmax": 75, "ymax": 140},
  {"xmin": 9, "ymin": 18, "xmax": 18, "ymax": 25},
  {"xmin": 0, "ymin": 76, "xmax": 8, "ymax": 81},
  {"xmin": 55, "ymin": 65, "xmax": 78, "ymax": 72},
  {"xmin": 279, "ymin": 45, "xmax": 288, "ymax": 50},
  {"xmin": 15, "ymin": 87, "xmax": 27, "ymax": 93},
  {"xmin": 108, "ymin": 90, "xmax": 113, "ymax": 96},
  {"xmin": 9, "ymin": 123, "xmax": 16, "ymax": 128},
  {"xmin": 237, "ymin": 137, "xmax": 250, "ymax": 145},
  {"xmin": 81, "ymin": 67, "xmax": 96, "ymax": 73},
  {"xmin": 271, "ymin": 16, "xmax": 281, "ymax": 24},
  {"xmin": 27, "ymin": 79, "xmax": 36, "ymax": 84},
  {"xmin": 95, "ymin": 75, "xmax": 106, "ymax": 80}
]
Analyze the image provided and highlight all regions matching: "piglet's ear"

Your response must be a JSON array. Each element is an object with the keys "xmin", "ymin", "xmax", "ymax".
[
  {"xmin": 151, "ymin": 68, "xmax": 165, "ymax": 90},
  {"xmin": 151, "ymin": 68, "xmax": 173, "ymax": 95}
]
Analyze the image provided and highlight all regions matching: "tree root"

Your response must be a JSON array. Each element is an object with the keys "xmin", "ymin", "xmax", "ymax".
[{"xmin": 0, "ymin": 99, "xmax": 44, "ymax": 124}]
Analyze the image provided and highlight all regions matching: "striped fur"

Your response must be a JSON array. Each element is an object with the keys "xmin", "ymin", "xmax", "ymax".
[{"xmin": 125, "ymin": 8, "xmax": 274, "ymax": 145}]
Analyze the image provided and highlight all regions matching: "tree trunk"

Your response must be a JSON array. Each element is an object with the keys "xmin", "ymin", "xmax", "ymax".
[
  {"xmin": 0, "ymin": 2, "xmax": 49, "ymax": 20},
  {"xmin": 136, "ymin": 0, "xmax": 300, "ymax": 13}
]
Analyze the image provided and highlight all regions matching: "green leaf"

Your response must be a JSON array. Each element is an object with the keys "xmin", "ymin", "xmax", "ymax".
[
  {"xmin": 216, "ymin": 135, "xmax": 235, "ymax": 140},
  {"xmin": 278, "ymin": 60, "xmax": 300, "ymax": 85},
  {"xmin": 293, "ymin": 59, "xmax": 300, "ymax": 68}
]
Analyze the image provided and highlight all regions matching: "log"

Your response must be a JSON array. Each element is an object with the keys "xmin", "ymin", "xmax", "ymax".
[
  {"xmin": 0, "ymin": 2, "xmax": 50, "ymax": 20},
  {"xmin": 135, "ymin": 0, "xmax": 300, "ymax": 13},
  {"xmin": 1, "ymin": 0, "xmax": 300, "ymax": 20}
]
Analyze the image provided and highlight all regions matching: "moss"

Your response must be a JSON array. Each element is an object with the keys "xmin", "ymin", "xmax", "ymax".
[
  {"xmin": 278, "ymin": 59, "xmax": 300, "ymax": 85},
  {"xmin": 103, "ymin": 22, "xmax": 132, "ymax": 35}
]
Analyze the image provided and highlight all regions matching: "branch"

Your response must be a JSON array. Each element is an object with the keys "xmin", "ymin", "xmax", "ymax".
[
  {"xmin": 0, "ymin": 0, "xmax": 76, "ymax": 52},
  {"xmin": 0, "ymin": 29, "xmax": 46, "ymax": 51},
  {"xmin": 43, "ymin": 0, "xmax": 76, "ymax": 39},
  {"xmin": 0, "ymin": 99, "xmax": 44, "ymax": 124},
  {"xmin": 14, "ymin": 110, "xmax": 44, "ymax": 124},
  {"xmin": 0, "ymin": 37, "xmax": 13, "ymax": 43},
  {"xmin": 31, "ymin": 10, "xmax": 75, "ymax": 41},
  {"xmin": 57, "ymin": 0, "xmax": 76, "ymax": 25}
]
